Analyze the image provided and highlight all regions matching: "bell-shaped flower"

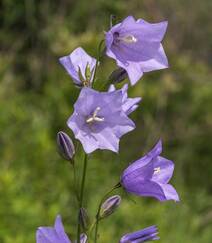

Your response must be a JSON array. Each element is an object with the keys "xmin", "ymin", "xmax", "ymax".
[
  {"xmin": 59, "ymin": 47, "xmax": 97, "ymax": 87},
  {"xmin": 120, "ymin": 225, "xmax": 159, "ymax": 243},
  {"xmin": 67, "ymin": 87, "xmax": 135, "ymax": 154},
  {"xmin": 105, "ymin": 16, "xmax": 168, "ymax": 85},
  {"xmin": 108, "ymin": 84, "xmax": 142, "ymax": 115},
  {"xmin": 36, "ymin": 215, "xmax": 87, "ymax": 243},
  {"xmin": 121, "ymin": 140, "xmax": 179, "ymax": 202}
]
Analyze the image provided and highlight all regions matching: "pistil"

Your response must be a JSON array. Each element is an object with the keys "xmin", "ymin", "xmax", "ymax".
[
  {"xmin": 118, "ymin": 34, "xmax": 137, "ymax": 43},
  {"xmin": 154, "ymin": 167, "xmax": 161, "ymax": 174},
  {"xmin": 86, "ymin": 107, "xmax": 104, "ymax": 124}
]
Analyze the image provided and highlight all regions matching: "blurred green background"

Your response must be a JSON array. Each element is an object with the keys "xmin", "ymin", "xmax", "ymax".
[{"xmin": 0, "ymin": 0, "xmax": 212, "ymax": 242}]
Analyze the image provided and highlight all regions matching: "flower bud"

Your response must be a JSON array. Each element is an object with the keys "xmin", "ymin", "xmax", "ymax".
[
  {"xmin": 57, "ymin": 131, "xmax": 75, "ymax": 161},
  {"xmin": 74, "ymin": 233, "xmax": 88, "ymax": 243},
  {"xmin": 109, "ymin": 68, "xmax": 127, "ymax": 84},
  {"xmin": 80, "ymin": 233, "xmax": 87, "ymax": 243},
  {"xmin": 79, "ymin": 207, "xmax": 89, "ymax": 231},
  {"xmin": 100, "ymin": 195, "xmax": 121, "ymax": 219}
]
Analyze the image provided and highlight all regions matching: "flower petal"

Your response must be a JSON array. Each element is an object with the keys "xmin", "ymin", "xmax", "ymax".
[
  {"xmin": 152, "ymin": 156, "xmax": 174, "ymax": 184},
  {"xmin": 138, "ymin": 44, "xmax": 168, "ymax": 72},
  {"xmin": 54, "ymin": 215, "xmax": 71, "ymax": 243},
  {"xmin": 117, "ymin": 61, "xmax": 144, "ymax": 85},
  {"xmin": 121, "ymin": 158, "xmax": 154, "ymax": 186},
  {"xmin": 120, "ymin": 225, "xmax": 159, "ymax": 243},
  {"xmin": 159, "ymin": 183, "xmax": 180, "ymax": 202},
  {"xmin": 36, "ymin": 215, "xmax": 71, "ymax": 243},
  {"xmin": 136, "ymin": 19, "xmax": 168, "ymax": 42},
  {"xmin": 147, "ymin": 140, "xmax": 162, "ymax": 158},
  {"xmin": 122, "ymin": 178, "xmax": 169, "ymax": 201},
  {"xmin": 121, "ymin": 140, "xmax": 162, "ymax": 177},
  {"xmin": 59, "ymin": 55, "xmax": 80, "ymax": 84},
  {"xmin": 92, "ymin": 127, "xmax": 120, "ymax": 152},
  {"xmin": 108, "ymin": 84, "xmax": 142, "ymax": 114}
]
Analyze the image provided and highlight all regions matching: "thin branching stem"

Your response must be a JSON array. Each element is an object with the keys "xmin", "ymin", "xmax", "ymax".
[{"xmin": 94, "ymin": 183, "xmax": 121, "ymax": 243}]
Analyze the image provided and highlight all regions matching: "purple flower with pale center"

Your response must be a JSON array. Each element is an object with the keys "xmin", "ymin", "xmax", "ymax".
[
  {"xmin": 120, "ymin": 225, "xmax": 159, "ymax": 243},
  {"xmin": 121, "ymin": 140, "xmax": 179, "ymax": 202},
  {"xmin": 67, "ymin": 87, "xmax": 135, "ymax": 154},
  {"xmin": 59, "ymin": 47, "xmax": 96, "ymax": 87},
  {"xmin": 105, "ymin": 16, "xmax": 168, "ymax": 85},
  {"xmin": 108, "ymin": 84, "xmax": 142, "ymax": 115},
  {"xmin": 36, "ymin": 215, "xmax": 87, "ymax": 243}
]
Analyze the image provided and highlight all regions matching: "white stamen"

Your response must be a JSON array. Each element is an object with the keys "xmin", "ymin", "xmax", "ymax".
[
  {"xmin": 86, "ymin": 107, "xmax": 104, "ymax": 124},
  {"xmin": 154, "ymin": 167, "xmax": 161, "ymax": 174},
  {"xmin": 118, "ymin": 35, "xmax": 137, "ymax": 43}
]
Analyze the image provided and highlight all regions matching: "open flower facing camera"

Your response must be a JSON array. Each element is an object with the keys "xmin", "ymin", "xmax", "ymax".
[
  {"xmin": 36, "ymin": 14, "xmax": 180, "ymax": 243},
  {"xmin": 67, "ymin": 87, "xmax": 135, "ymax": 153}
]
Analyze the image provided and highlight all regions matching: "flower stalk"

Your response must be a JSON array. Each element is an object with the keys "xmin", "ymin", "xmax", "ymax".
[
  {"xmin": 77, "ymin": 153, "xmax": 88, "ymax": 243},
  {"xmin": 92, "ymin": 39, "xmax": 105, "ymax": 86}
]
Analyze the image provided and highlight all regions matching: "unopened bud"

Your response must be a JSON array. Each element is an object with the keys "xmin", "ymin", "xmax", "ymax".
[
  {"xmin": 74, "ymin": 233, "xmax": 87, "ymax": 243},
  {"xmin": 100, "ymin": 195, "xmax": 121, "ymax": 219},
  {"xmin": 80, "ymin": 233, "xmax": 88, "ymax": 243},
  {"xmin": 57, "ymin": 131, "xmax": 75, "ymax": 161},
  {"xmin": 79, "ymin": 207, "xmax": 89, "ymax": 231},
  {"xmin": 109, "ymin": 68, "xmax": 127, "ymax": 84}
]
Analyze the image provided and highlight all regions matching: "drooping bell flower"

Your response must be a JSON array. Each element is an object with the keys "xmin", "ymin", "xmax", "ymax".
[
  {"xmin": 67, "ymin": 87, "xmax": 135, "ymax": 154},
  {"xmin": 105, "ymin": 16, "xmax": 168, "ymax": 85},
  {"xmin": 59, "ymin": 47, "xmax": 97, "ymax": 87},
  {"xmin": 121, "ymin": 140, "xmax": 179, "ymax": 202},
  {"xmin": 36, "ymin": 215, "xmax": 87, "ymax": 243},
  {"xmin": 120, "ymin": 225, "xmax": 159, "ymax": 243},
  {"xmin": 108, "ymin": 84, "xmax": 141, "ymax": 115}
]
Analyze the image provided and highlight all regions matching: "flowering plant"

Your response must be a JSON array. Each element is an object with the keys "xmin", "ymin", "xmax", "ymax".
[{"xmin": 36, "ymin": 15, "xmax": 179, "ymax": 243}]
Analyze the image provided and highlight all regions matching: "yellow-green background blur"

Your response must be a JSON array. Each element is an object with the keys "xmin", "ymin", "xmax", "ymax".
[{"xmin": 0, "ymin": 1, "xmax": 211, "ymax": 242}]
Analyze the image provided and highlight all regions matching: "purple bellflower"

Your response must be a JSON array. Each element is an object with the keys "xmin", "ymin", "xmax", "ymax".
[
  {"xmin": 108, "ymin": 84, "xmax": 142, "ymax": 115},
  {"xmin": 120, "ymin": 225, "xmax": 159, "ymax": 243},
  {"xmin": 105, "ymin": 16, "xmax": 168, "ymax": 85},
  {"xmin": 36, "ymin": 215, "xmax": 87, "ymax": 243},
  {"xmin": 59, "ymin": 47, "xmax": 97, "ymax": 87},
  {"xmin": 67, "ymin": 87, "xmax": 135, "ymax": 154},
  {"xmin": 121, "ymin": 140, "xmax": 179, "ymax": 202}
]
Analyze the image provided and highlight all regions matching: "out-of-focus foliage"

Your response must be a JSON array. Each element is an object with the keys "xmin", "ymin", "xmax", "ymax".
[{"xmin": 0, "ymin": 0, "xmax": 211, "ymax": 242}]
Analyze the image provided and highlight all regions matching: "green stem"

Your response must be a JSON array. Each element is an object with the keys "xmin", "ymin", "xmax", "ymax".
[
  {"xmin": 92, "ymin": 39, "xmax": 105, "ymax": 86},
  {"xmin": 94, "ymin": 183, "xmax": 121, "ymax": 243},
  {"xmin": 77, "ymin": 154, "xmax": 88, "ymax": 243},
  {"xmin": 88, "ymin": 220, "xmax": 97, "ymax": 238},
  {"xmin": 72, "ymin": 162, "xmax": 79, "ymax": 203}
]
